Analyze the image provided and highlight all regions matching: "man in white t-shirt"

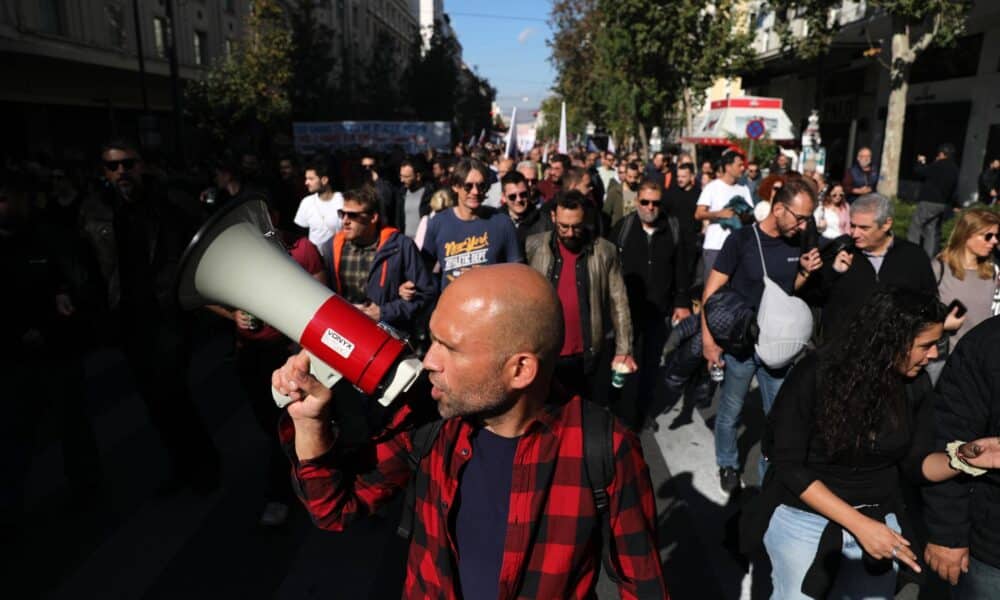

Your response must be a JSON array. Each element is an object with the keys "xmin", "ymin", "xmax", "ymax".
[
  {"xmin": 295, "ymin": 161, "xmax": 343, "ymax": 270},
  {"xmin": 694, "ymin": 151, "xmax": 753, "ymax": 282}
]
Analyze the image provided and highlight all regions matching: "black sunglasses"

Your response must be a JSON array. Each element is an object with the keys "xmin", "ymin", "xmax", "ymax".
[
  {"xmin": 639, "ymin": 200, "xmax": 661, "ymax": 207},
  {"xmin": 506, "ymin": 192, "xmax": 530, "ymax": 203},
  {"xmin": 985, "ymin": 232, "xmax": 997, "ymax": 242},
  {"xmin": 103, "ymin": 159, "xmax": 137, "ymax": 172},
  {"xmin": 337, "ymin": 209, "xmax": 369, "ymax": 221},
  {"xmin": 463, "ymin": 181, "xmax": 489, "ymax": 193}
]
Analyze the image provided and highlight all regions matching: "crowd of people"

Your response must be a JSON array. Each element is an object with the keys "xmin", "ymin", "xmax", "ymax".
[{"xmin": 4, "ymin": 134, "xmax": 1000, "ymax": 599}]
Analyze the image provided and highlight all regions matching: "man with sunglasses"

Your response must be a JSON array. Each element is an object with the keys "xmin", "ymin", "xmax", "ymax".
[
  {"xmin": 516, "ymin": 160, "xmax": 541, "ymax": 206},
  {"xmin": 525, "ymin": 191, "xmax": 635, "ymax": 404},
  {"xmin": 702, "ymin": 179, "xmax": 822, "ymax": 495},
  {"xmin": 79, "ymin": 139, "xmax": 220, "ymax": 493},
  {"xmin": 611, "ymin": 180, "xmax": 692, "ymax": 430},
  {"xmin": 499, "ymin": 171, "xmax": 549, "ymax": 251},
  {"xmin": 421, "ymin": 159, "xmax": 523, "ymax": 290}
]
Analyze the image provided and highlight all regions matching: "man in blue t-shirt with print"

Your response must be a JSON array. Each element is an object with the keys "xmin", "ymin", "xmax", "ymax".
[
  {"xmin": 421, "ymin": 158, "xmax": 523, "ymax": 290},
  {"xmin": 701, "ymin": 178, "xmax": 822, "ymax": 495}
]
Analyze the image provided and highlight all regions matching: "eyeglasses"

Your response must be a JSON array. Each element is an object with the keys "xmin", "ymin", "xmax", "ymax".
[
  {"xmin": 639, "ymin": 200, "xmax": 661, "ymax": 207},
  {"xmin": 555, "ymin": 222, "xmax": 586, "ymax": 233},
  {"xmin": 830, "ymin": 192, "xmax": 845, "ymax": 198},
  {"xmin": 984, "ymin": 232, "xmax": 997, "ymax": 242},
  {"xmin": 462, "ymin": 181, "xmax": 489, "ymax": 194},
  {"xmin": 780, "ymin": 203, "xmax": 812, "ymax": 224},
  {"xmin": 103, "ymin": 159, "xmax": 137, "ymax": 172},
  {"xmin": 361, "ymin": 163, "xmax": 374, "ymax": 171},
  {"xmin": 506, "ymin": 192, "xmax": 530, "ymax": 203},
  {"xmin": 337, "ymin": 209, "xmax": 369, "ymax": 221}
]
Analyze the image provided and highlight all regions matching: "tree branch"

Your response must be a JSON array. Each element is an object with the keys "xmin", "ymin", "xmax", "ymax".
[{"xmin": 911, "ymin": 13, "xmax": 943, "ymax": 56}]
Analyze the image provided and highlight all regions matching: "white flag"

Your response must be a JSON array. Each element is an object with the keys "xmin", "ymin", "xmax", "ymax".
[
  {"xmin": 557, "ymin": 102, "xmax": 568, "ymax": 154},
  {"xmin": 504, "ymin": 107, "xmax": 518, "ymax": 158},
  {"xmin": 607, "ymin": 135, "xmax": 616, "ymax": 154}
]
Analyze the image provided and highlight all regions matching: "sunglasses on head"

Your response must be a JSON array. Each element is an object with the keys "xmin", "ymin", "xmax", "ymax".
[
  {"xmin": 463, "ymin": 181, "xmax": 489, "ymax": 193},
  {"xmin": 103, "ymin": 159, "xmax": 137, "ymax": 172},
  {"xmin": 639, "ymin": 200, "xmax": 661, "ymax": 207},
  {"xmin": 506, "ymin": 192, "xmax": 530, "ymax": 203},
  {"xmin": 337, "ymin": 208, "xmax": 369, "ymax": 221}
]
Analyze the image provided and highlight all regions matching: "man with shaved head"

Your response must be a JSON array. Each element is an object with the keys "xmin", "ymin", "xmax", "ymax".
[{"xmin": 273, "ymin": 264, "xmax": 666, "ymax": 599}]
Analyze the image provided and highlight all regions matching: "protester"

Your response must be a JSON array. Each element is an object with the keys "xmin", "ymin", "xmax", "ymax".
[
  {"xmin": 817, "ymin": 193, "xmax": 936, "ymax": 340},
  {"xmin": 431, "ymin": 156, "xmax": 451, "ymax": 190},
  {"xmin": 663, "ymin": 162, "xmax": 701, "ymax": 241},
  {"xmin": 814, "ymin": 183, "xmax": 850, "ymax": 240},
  {"xmin": 611, "ymin": 180, "xmax": 692, "ymax": 431},
  {"xmin": 499, "ymin": 170, "xmax": 549, "ymax": 249},
  {"xmin": 694, "ymin": 150, "xmax": 753, "ymax": 283},
  {"xmin": 926, "ymin": 208, "xmax": 1000, "ymax": 383},
  {"xmin": 842, "ymin": 147, "xmax": 878, "ymax": 203},
  {"xmin": 756, "ymin": 288, "xmax": 1000, "ymax": 599},
  {"xmin": 743, "ymin": 161, "xmax": 762, "ymax": 202},
  {"xmin": 272, "ymin": 263, "xmax": 668, "ymax": 599},
  {"xmin": 979, "ymin": 157, "xmax": 999, "ymax": 204},
  {"xmin": 79, "ymin": 139, "xmax": 220, "ymax": 493},
  {"xmin": 702, "ymin": 179, "xmax": 822, "ymax": 494},
  {"xmin": 420, "ymin": 158, "xmax": 523, "ymax": 289},
  {"xmin": 908, "ymin": 143, "xmax": 960, "ymax": 258},
  {"xmin": 537, "ymin": 153, "xmax": 568, "ymax": 203},
  {"xmin": 294, "ymin": 161, "xmax": 344, "ymax": 270},
  {"xmin": 396, "ymin": 159, "xmax": 433, "ymax": 239},
  {"xmin": 361, "ymin": 153, "xmax": 398, "ymax": 228},
  {"xmin": 525, "ymin": 192, "xmax": 635, "ymax": 404},
  {"xmin": 414, "ymin": 188, "xmax": 454, "ymax": 251},
  {"xmin": 603, "ymin": 160, "xmax": 642, "ymax": 226}
]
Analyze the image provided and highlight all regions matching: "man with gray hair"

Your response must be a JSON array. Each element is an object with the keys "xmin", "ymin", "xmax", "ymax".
[{"xmin": 816, "ymin": 193, "xmax": 936, "ymax": 338}]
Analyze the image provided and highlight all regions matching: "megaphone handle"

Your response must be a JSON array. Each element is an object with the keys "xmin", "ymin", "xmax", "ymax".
[{"xmin": 271, "ymin": 352, "xmax": 344, "ymax": 408}]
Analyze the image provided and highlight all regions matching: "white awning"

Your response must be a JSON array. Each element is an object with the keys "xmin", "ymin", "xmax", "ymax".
[{"xmin": 683, "ymin": 96, "xmax": 796, "ymax": 146}]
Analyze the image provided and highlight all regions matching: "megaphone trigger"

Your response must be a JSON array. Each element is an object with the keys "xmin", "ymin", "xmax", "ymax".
[{"xmin": 271, "ymin": 352, "xmax": 344, "ymax": 408}]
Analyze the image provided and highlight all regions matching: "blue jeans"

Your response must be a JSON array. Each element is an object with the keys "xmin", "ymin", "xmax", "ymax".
[
  {"xmin": 956, "ymin": 556, "xmax": 1000, "ymax": 599},
  {"xmin": 764, "ymin": 504, "xmax": 899, "ymax": 599},
  {"xmin": 714, "ymin": 352, "xmax": 787, "ymax": 473}
]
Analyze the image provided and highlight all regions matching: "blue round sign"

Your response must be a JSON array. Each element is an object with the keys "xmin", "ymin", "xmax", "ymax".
[{"xmin": 746, "ymin": 119, "xmax": 766, "ymax": 140}]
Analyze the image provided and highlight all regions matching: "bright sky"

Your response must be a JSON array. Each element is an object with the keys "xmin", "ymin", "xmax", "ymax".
[{"xmin": 447, "ymin": 0, "xmax": 555, "ymax": 124}]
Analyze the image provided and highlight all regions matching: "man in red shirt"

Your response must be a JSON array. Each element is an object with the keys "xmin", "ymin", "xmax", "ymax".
[
  {"xmin": 537, "ymin": 153, "xmax": 569, "ymax": 203},
  {"xmin": 525, "ymin": 191, "xmax": 637, "ymax": 401},
  {"xmin": 273, "ymin": 264, "xmax": 665, "ymax": 599}
]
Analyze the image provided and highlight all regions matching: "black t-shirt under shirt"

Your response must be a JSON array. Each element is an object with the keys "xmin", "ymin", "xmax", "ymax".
[
  {"xmin": 455, "ymin": 428, "xmax": 519, "ymax": 600},
  {"xmin": 713, "ymin": 224, "xmax": 800, "ymax": 309}
]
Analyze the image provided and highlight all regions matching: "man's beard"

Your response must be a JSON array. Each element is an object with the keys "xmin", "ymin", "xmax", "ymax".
[
  {"xmin": 559, "ymin": 235, "xmax": 585, "ymax": 252},
  {"xmin": 638, "ymin": 210, "xmax": 659, "ymax": 225},
  {"xmin": 433, "ymin": 373, "xmax": 511, "ymax": 420},
  {"xmin": 625, "ymin": 181, "xmax": 637, "ymax": 190}
]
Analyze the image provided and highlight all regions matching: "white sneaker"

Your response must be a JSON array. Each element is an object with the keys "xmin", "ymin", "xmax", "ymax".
[{"xmin": 259, "ymin": 501, "xmax": 289, "ymax": 526}]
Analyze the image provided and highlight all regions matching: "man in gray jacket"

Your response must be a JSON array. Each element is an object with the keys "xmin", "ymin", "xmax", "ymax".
[{"xmin": 525, "ymin": 191, "xmax": 635, "ymax": 404}]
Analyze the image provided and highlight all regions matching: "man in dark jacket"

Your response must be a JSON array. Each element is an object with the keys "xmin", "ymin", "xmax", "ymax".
[
  {"xmin": 908, "ymin": 143, "xmax": 960, "ymax": 257},
  {"xmin": 841, "ymin": 146, "xmax": 878, "ymax": 203},
  {"xmin": 818, "ymin": 193, "xmax": 936, "ymax": 340},
  {"xmin": 79, "ymin": 139, "xmax": 220, "ymax": 493},
  {"xmin": 499, "ymin": 171, "xmax": 549, "ymax": 251},
  {"xmin": 396, "ymin": 160, "xmax": 434, "ymax": 239},
  {"xmin": 329, "ymin": 186, "xmax": 435, "ymax": 335},
  {"xmin": 361, "ymin": 154, "xmax": 399, "ymax": 228},
  {"xmin": 923, "ymin": 316, "xmax": 1000, "ymax": 595},
  {"xmin": 610, "ymin": 180, "xmax": 692, "ymax": 430}
]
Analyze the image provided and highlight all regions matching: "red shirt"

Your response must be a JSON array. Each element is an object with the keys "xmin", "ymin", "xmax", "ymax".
[
  {"xmin": 557, "ymin": 242, "xmax": 585, "ymax": 357},
  {"xmin": 279, "ymin": 392, "xmax": 668, "ymax": 599},
  {"xmin": 237, "ymin": 236, "xmax": 325, "ymax": 343}
]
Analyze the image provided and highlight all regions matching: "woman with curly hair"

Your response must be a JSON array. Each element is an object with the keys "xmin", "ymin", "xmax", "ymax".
[{"xmin": 747, "ymin": 288, "xmax": 1000, "ymax": 599}]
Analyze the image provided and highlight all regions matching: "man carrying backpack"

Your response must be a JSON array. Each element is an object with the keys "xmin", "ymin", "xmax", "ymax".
[{"xmin": 272, "ymin": 264, "xmax": 668, "ymax": 599}]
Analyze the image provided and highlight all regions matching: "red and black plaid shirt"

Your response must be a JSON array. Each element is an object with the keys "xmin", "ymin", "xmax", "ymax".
[{"xmin": 279, "ymin": 392, "xmax": 668, "ymax": 599}]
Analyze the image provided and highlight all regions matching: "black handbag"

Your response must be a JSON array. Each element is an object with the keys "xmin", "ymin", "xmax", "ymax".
[{"xmin": 704, "ymin": 287, "xmax": 759, "ymax": 360}]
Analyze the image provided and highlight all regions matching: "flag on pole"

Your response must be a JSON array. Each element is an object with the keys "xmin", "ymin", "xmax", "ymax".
[
  {"xmin": 542, "ymin": 143, "xmax": 549, "ymax": 165},
  {"xmin": 504, "ymin": 107, "xmax": 518, "ymax": 158},
  {"xmin": 586, "ymin": 138, "xmax": 599, "ymax": 153},
  {"xmin": 557, "ymin": 102, "xmax": 568, "ymax": 154},
  {"xmin": 478, "ymin": 128, "xmax": 486, "ymax": 145},
  {"xmin": 607, "ymin": 135, "xmax": 617, "ymax": 154},
  {"xmin": 468, "ymin": 133, "xmax": 477, "ymax": 148}
]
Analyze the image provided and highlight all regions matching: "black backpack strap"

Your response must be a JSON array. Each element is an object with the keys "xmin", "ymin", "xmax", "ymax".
[
  {"xmin": 396, "ymin": 418, "xmax": 444, "ymax": 539},
  {"xmin": 581, "ymin": 400, "xmax": 619, "ymax": 583}
]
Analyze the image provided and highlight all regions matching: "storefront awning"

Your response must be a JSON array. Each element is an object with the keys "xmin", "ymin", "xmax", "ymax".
[{"xmin": 682, "ymin": 97, "xmax": 796, "ymax": 146}]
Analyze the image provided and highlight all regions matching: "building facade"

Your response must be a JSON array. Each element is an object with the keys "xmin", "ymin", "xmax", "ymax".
[{"xmin": 742, "ymin": 0, "xmax": 1000, "ymax": 202}]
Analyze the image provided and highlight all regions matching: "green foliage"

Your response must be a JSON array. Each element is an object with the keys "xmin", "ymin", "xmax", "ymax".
[
  {"xmin": 549, "ymin": 0, "xmax": 755, "ymax": 146},
  {"xmin": 536, "ymin": 95, "xmax": 585, "ymax": 143},
  {"xmin": 406, "ymin": 21, "xmax": 461, "ymax": 122},
  {"xmin": 288, "ymin": 0, "xmax": 338, "ymax": 120},
  {"xmin": 185, "ymin": 0, "xmax": 292, "ymax": 140},
  {"xmin": 726, "ymin": 135, "xmax": 779, "ymax": 168},
  {"xmin": 455, "ymin": 67, "xmax": 496, "ymax": 140},
  {"xmin": 365, "ymin": 29, "xmax": 402, "ymax": 118}
]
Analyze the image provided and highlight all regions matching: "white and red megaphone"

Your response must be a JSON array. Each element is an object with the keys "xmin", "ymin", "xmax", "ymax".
[{"xmin": 177, "ymin": 198, "xmax": 422, "ymax": 408}]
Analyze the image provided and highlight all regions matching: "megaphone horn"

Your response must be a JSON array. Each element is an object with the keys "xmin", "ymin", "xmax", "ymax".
[{"xmin": 176, "ymin": 199, "xmax": 422, "ymax": 407}]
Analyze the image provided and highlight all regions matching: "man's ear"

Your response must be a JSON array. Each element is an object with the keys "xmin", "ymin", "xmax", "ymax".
[
  {"xmin": 503, "ymin": 352, "xmax": 539, "ymax": 392},
  {"xmin": 882, "ymin": 217, "xmax": 894, "ymax": 233}
]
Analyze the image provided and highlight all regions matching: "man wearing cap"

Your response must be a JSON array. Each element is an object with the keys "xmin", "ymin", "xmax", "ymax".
[{"xmin": 702, "ymin": 178, "xmax": 821, "ymax": 495}]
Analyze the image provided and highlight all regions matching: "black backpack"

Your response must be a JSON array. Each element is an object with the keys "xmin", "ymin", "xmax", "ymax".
[{"xmin": 396, "ymin": 400, "xmax": 622, "ymax": 583}]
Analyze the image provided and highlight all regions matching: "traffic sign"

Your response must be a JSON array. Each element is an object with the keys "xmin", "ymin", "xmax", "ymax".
[{"xmin": 745, "ymin": 119, "xmax": 766, "ymax": 140}]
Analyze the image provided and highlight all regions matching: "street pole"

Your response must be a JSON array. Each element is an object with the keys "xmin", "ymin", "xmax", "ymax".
[
  {"xmin": 132, "ymin": 0, "xmax": 149, "ymax": 113},
  {"xmin": 164, "ymin": 0, "xmax": 184, "ymax": 165}
]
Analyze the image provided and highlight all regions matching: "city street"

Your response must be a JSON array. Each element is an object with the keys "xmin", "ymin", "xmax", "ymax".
[{"xmin": 11, "ymin": 322, "xmax": 764, "ymax": 600}]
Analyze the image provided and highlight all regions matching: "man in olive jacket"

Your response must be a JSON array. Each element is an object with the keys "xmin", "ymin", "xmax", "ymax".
[{"xmin": 525, "ymin": 191, "xmax": 635, "ymax": 404}]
